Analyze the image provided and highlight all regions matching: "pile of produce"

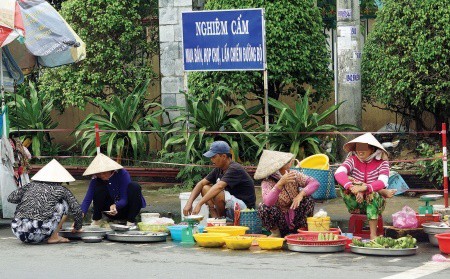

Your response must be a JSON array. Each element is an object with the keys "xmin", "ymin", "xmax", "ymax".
[
  {"xmin": 316, "ymin": 233, "xmax": 339, "ymax": 241},
  {"xmin": 352, "ymin": 235, "xmax": 417, "ymax": 249}
]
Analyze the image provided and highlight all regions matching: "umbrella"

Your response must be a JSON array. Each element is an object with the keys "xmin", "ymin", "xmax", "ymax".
[{"xmin": 0, "ymin": 0, "xmax": 86, "ymax": 218}]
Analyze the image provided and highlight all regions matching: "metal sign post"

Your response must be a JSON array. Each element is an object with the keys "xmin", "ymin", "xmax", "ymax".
[{"xmin": 442, "ymin": 123, "xmax": 448, "ymax": 208}]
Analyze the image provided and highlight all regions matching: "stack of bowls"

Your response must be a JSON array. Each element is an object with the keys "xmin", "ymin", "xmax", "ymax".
[{"xmin": 422, "ymin": 222, "xmax": 450, "ymax": 246}]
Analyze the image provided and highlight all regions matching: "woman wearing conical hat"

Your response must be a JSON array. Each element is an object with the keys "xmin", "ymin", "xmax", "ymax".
[
  {"xmin": 80, "ymin": 153, "xmax": 146, "ymax": 227},
  {"xmin": 7, "ymin": 159, "xmax": 83, "ymax": 244},
  {"xmin": 254, "ymin": 150, "xmax": 319, "ymax": 237},
  {"xmin": 334, "ymin": 133, "xmax": 395, "ymax": 239}
]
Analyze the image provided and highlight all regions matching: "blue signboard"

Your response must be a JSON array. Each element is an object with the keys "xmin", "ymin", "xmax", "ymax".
[{"xmin": 182, "ymin": 9, "xmax": 265, "ymax": 71}]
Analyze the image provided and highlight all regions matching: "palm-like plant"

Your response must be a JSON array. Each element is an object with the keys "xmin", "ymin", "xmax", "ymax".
[
  {"xmin": 164, "ymin": 90, "xmax": 261, "ymax": 163},
  {"xmin": 7, "ymin": 82, "xmax": 57, "ymax": 157},
  {"xmin": 264, "ymin": 92, "xmax": 360, "ymax": 159},
  {"xmin": 74, "ymin": 80, "xmax": 159, "ymax": 160}
]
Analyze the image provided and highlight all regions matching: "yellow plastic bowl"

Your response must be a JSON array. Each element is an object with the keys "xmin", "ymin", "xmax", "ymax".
[
  {"xmin": 204, "ymin": 226, "xmax": 249, "ymax": 236},
  {"xmin": 257, "ymin": 237, "xmax": 285, "ymax": 250},
  {"xmin": 224, "ymin": 236, "xmax": 253, "ymax": 250},
  {"xmin": 193, "ymin": 233, "xmax": 230, "ymax": 248},
  {"xmin": 299, "ymin": 154, "xmax": 329, "ymax": 170}
]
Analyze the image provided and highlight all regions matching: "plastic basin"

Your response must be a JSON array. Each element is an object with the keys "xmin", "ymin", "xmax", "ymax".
[
  {"xmin": 244, "ymin": 234, "xmax": 267, "ymax": 246},
  {"xmin": 224, "ymin": 236, "xmax": 253, "ymax": 250},
  {"xmin": 435, "ymin": 233, "xmax": 450, "ymax": 254},
  {"xmin": 297, "ymin": 227, "xmax": 340, "ymax": 235},
  {"xmin": 204, "ymin": 226, "xmax": 249, "ymax": 236},
  {"xmin": 257, "ymin": 237, "xmax": 285, "ymax": 250},
  {"xmin": 168, "ymin": 225, "xmax": 204, "ymax": 242},
  {"xmin": 137, "ymin": 222, "xmax": 170, "ymax": 233},
  {"xmin": 306, "ymin": 217, "xmax": 331, "ymax": 231},
  {"xmin": 298, "ymin": 154, "xmax": 329, "ymax": 170},
  {"xmin": 193, "ymin": 233, "xmax": 230, "ymax": 248},
  {"xmin": 285, "ymin": 234, "xmax": 348, "ymax": 246}
]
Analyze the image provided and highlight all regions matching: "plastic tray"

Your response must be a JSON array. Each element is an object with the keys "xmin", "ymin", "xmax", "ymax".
[
  {"xmin": 81, "ymin": 236, "xmax": 103, "ymax": 243},
  {"xmin": 110, "ymin": 224, "xmax": 132, "ymax": 232},
  {"xmin": 287, "ymin": 243, "xmax": 345, "ymax": 253},
  {"xmin": 349, "ymin": 245, "xmax": 418, "ymax": 256},
  {"xmin": 59, "ymin": 227, "xmax": 111, "ymax": 240},
  {"xmin": 285, "ymin": 233, "xmax": 348, "ymax": 246},
  {"xmin": 422, "ymin": 222, "xmax": 450, "ymax": 234},
  {"xmin": 106, "ymin": 231, "xmax": 167, "ymax": 243},
  {"xmin": 297, "ymin": 228, "xmax": 340, "ymax": 235}
]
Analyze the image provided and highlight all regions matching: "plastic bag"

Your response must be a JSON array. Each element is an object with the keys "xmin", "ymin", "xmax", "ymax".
[
  {"xmin": 313, "ymin": 208, "xmax": 328, "ymax": 217},
  {"xmin": 233, "ymin": 202, "xmax": 241, "ymax": 225},
  {"xmin": 392, "ymin": 206, "xmax": 418, "ymax": 229}
]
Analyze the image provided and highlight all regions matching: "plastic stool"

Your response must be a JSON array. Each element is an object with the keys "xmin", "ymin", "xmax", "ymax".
[{"xmin": 348, "ymin": 214, "xmax": 384, "ymax": 238}]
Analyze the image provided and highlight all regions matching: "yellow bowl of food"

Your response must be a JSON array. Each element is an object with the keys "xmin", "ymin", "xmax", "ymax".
[
  {"xmin": 204, "ymin": 226, "xmax": 249, "ymax": 236},
  {"xmin": 224, "ymin": 236, "xmax": 254, "ymax": 250},
  {"xmin": 193, "ymin": 233, "xmax": 230, "ymax": 248},
  {"xmin": 256, "ymin": 237, "xmax": 285, "ymax": 250}
]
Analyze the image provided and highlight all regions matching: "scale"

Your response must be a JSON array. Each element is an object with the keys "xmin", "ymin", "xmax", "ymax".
[
  {"xmin": 181, "ymin": 215, "xmax": 204, "ymax": 245},
  {"xmin": 419, "ymin": 194, "xmax": 443, "ymax": 214}
]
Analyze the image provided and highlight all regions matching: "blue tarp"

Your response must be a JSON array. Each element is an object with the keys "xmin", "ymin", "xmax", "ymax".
[{"xmin": 388, "ymin": 171, "xmax": 410, "ymax": 195}]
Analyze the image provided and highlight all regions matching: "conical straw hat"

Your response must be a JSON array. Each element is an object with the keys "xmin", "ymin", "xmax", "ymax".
[
  {"xmin": 254, "ymin": 150, "xmax": 295, "ymax": 180},
  {"xmin": 343, "ymin": 132, "xmax": 389, "ymax": 160},
  {"xmin": 83, "ymin": 153, "xmax": 123, "ymax": 176},
  {"xmin": 31, "ymin": 159, "xmax": 75, "ymax": 183}
]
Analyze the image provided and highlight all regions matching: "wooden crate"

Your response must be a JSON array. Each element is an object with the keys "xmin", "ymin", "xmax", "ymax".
[{"xmin": 384, "ymin": 226, "xmax": 428, "ymax": 242}]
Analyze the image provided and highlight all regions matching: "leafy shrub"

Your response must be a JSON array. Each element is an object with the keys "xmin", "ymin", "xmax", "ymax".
[
  {"xmin": 73, "ymin": 80, "xmax": 166, "ymax": 160},
  {"xmin": 362, "ymin": 0, "xmax": 450, "ymax": 130},
  {"xmin": 237, "ymin": 92, "xmax": 360, "ymax": 159},
  {"xmin": 415, "ymin": 143, "xmax": 443, "ymax": 188},
  {"xmin": 7, "ymin": 83, "xmax": 58, "ymax": 157},
  {"xmin": 164, "ymin": 90, "xmax": 261, "ymax": 163},
  {"xmin": 188, "ymin": 0, "xmax": 332, "ymax": 106},
  {"xmin": 158, "ymin": 151, "xmax": 211, "ymax": 189}
]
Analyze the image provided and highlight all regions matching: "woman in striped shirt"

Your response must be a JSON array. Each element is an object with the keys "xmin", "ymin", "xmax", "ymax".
[
  {"xmin": 8, "ymin": 159, "xmax": 83, "ymax": 244},
  {"xmin": 334, "ymin": 133, "xmax": 395, "ymax": 239}
]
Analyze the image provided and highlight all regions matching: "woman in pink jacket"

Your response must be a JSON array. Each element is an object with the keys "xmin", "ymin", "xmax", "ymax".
[
  {"xmin": 254, "ymin": 150, "xmax": 319, "ymax": 237},
  {"xmin": 334, "ymin": 133, "xmax": 394, "ymax": 239}
]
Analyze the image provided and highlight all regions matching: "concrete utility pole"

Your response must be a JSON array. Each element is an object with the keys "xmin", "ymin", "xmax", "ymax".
[{"xmin": 336, "ymin": 0, "xmax": 362, "ymax": 159}]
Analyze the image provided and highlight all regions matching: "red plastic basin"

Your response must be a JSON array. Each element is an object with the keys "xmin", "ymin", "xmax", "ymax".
[
  {"xmin": 435, "ymin": 233, "xmax": 450, "ymax": 254},
  {"xmin": 415, "ymin": 213, "xmax": 441, "ymax": 227},
  {"xmin": 297, "ymin": 227, "xmax": 340, "ymax": 235}
]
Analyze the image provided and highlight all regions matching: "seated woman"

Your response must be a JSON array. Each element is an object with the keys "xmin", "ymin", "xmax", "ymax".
[
  {"xmin": 7, "ymin": 159, "xmax": 83, "ymax": 244},
  {"xmin": 81, "ymin": 153, "xmax": 146, "ymax": 227},
  {"xmin": 334, "ymin": 132, "xmax": 395, "ymax": 240},
  {"xmin": 255, "ymin": 150, "xmax": 319, "ymax": 237}
]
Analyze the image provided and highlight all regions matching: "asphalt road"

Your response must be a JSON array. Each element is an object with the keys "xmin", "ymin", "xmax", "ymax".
[{"xmin": 0, "ymin": 226, "xmax": 449, "ymax": 279}]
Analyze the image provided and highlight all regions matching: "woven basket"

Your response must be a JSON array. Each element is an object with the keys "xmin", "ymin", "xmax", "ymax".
[
  {"xmin": 239, "ymin": 211, "xmax": 262, "ymax": 234},
  {"xmin": 292, "ymin": 167, "xmax": 337, "ymax": 200}
]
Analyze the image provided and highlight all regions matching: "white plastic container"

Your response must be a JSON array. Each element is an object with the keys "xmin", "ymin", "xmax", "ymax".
[
  {"xmin": 141, "ymin": 213, "xmax": 160, "ymax": 224},
  {"xmin": 207, "ymin": 218, "xmax": 227, "ymax": 227},
  {"xmin": 179, "ymin": 192, "xmax": 208, "ymax": 226}
]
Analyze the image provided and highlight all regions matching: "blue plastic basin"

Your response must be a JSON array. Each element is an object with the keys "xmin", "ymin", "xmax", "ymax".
[{"xmin": 168, "ymin": 225, "xmax": 204, "ymax": 241}]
